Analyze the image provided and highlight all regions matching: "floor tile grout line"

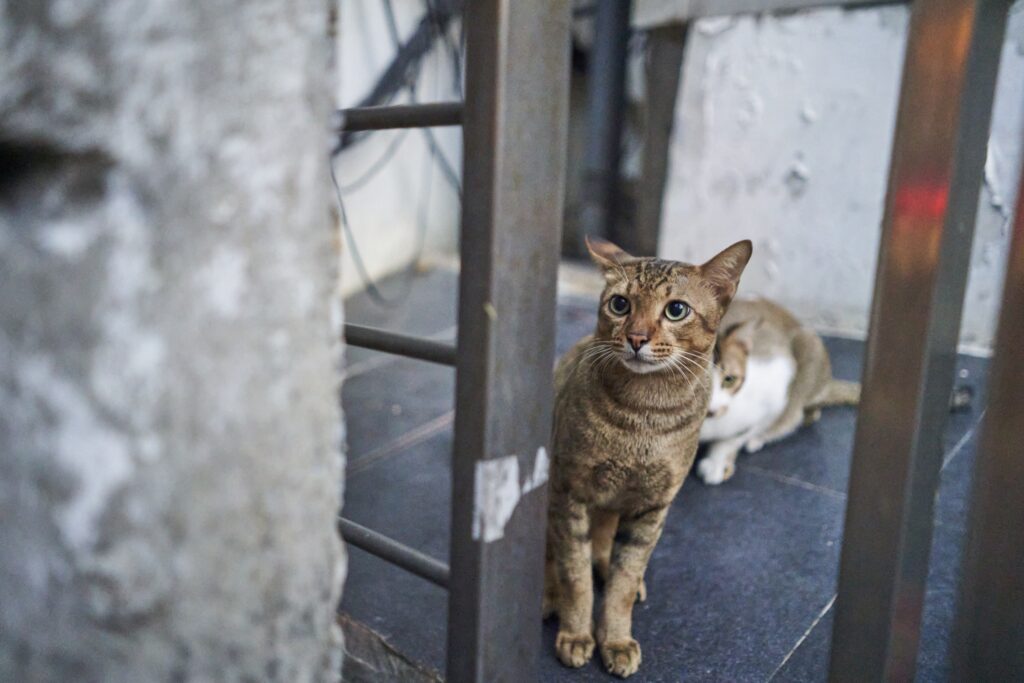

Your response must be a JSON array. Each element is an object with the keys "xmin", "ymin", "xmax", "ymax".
[
  {"xmin": 941, "ymin": 408, "xmax": 985, "ymax": 471},
  {"xmin": 767, "ymin": 593, "xmax": 837, "ymax": 682},
  {"xmin": 744, "ymin": 464, "xmax": 847, "ymax": 501},
  {"xmin": 347, "ymin": 410, "xmax": 455, "ymax": 478}
]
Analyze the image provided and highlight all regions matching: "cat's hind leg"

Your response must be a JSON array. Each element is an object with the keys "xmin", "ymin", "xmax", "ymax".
[
  {"xmin": 697, "ymin": 436, "xmax": 745, "ymax": 485},
  {"xmin": 747, "ymin": 328, "xmax": 830, "ymax": 452},
  {"xmin": 590, "ymin": 510, "xmax": 647, "ymax": 602},
  {"xmin": 543, "ymin": 535, "xmax": 560, "ymax": 619},
  {"xmin": 745, "ymin": 408, "xmax": 804, "ymax": 452},
  {"xmin": 591, "ymin": 508, "xmax": 617, "ymax": 585}
]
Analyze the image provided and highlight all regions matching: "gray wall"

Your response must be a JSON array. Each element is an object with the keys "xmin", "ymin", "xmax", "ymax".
[
  {"xmin": 659, "ymin": 5, "xmax": 1023, "ymax": 352},
  {"xmin": 0, "ymin": 1, "xmax": 345, "ymax": 681}
]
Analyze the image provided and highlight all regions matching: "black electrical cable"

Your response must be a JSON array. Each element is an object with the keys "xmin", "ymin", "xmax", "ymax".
[
  {"xmin": 336, "ymin": 128, "xmax": 409, "ymax": 195},
  {"xmin": 331, "ymin": 1, "xmax": 459, "ymax": 307}
]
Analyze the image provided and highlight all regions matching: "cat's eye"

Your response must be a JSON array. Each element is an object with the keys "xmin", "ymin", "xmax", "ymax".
[
  {"xmin": 664, "ymin": 300, "xmax": 690, "ymax": 321},
  {"xmin": 722, "ymin": 375, "xmax": 738, "ymax": 388},
  {"xmin": 608, "ymin": 295, "xmax": 630, "ymax": 316}
]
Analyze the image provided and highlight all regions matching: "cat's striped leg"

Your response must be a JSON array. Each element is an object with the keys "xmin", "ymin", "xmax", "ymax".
[
  {"xmin": 746, "ymin": 406, "xmax": 804, "ymax": 452},
  {"xmin": 598, "ymin": 504, "xmax": 670, "ymax": 678},
  {"xmin": 550, "ymin": 494, "xmax": 595, "ymax": 668},
  {"xmin": 592, "ymin": 510, "xmax": 647, "ymax": 603}
]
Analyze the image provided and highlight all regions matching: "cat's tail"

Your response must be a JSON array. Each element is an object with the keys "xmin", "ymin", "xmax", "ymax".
[
  {"xmin": 818, "ymin": 379, "xmax": 861, "ymax": 407},
  {"xmin": 815, "ymin": 380, "xmax": 975, "ymax": 411}
]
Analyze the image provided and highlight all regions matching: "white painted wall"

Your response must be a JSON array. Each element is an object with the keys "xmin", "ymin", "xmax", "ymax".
[
  {"xmin": 335, "ymin": 1, "xmax": 462, "ymax": 296},
  {"xmin": 659, "ymin": 6, "xmax": 1024, "ymax": 352}
]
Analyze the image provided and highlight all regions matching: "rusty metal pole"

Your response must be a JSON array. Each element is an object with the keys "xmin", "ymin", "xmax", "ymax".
[
  {"xmin": 829, "ymin": 1, "xmax": 1010, "ymax": 680},
  {"xmin": 447, "ymin": 1, "xmax": 571, "ymax": 681},
  {"xmin": 950, "ymin": 110, "xmax": 1024, "ymax": 682}
]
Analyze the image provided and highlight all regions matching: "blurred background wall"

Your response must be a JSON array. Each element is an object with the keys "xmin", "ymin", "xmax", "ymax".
[
  {"xmin": 659, "ymin": 5, "xmax": 1024, "ymax": 352},
  {"xmin": 336, "ymin": 1, "xmax": 1024, "ymax": 352}
]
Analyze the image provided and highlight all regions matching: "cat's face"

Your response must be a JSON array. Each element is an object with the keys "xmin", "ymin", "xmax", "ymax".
[
  {"xmin": 588, "ymin": 238, "xmax": 752, "ymax": 377},
  {"xmin": 707, "ymin": 320, "xmax": 758, "ymax": 417}
]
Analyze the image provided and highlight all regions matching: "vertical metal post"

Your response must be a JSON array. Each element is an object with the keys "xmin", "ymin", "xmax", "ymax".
[
  {"xmin": 633, "ymin": 24, "xmax": 688, "ymax": 256},
  {"xmin": 448, "ymin": 1, "xmax": 571, "ymax": 681},
  {"xmin": 829, "ymin": 1, "xmax": 1009, "ymax": 681},
  {"xmin": 951, "ymin": 123, "xmax": 1024, "ymax": 682},
  {"xmin": 580, "ymin": 0, "xmax": 633, "ymax": 247}
]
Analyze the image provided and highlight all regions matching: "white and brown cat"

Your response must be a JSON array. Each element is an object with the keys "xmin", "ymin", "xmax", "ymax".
[{"xmin": 697, "ymin": 297, "xmax": 972, "ymax": 484}]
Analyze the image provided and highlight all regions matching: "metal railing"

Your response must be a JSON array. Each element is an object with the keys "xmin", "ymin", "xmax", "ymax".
[{"xmin": 336, "ymin": 2, "xmax": 570, "ymax": 680}]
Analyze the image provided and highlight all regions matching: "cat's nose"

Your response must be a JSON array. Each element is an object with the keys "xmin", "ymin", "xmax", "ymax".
[{"xmin": 627, "ymin": 334, "xmax": 649, "ymax": 352}]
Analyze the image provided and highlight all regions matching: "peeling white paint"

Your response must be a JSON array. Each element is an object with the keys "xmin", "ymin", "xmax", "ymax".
[
  {"xmin": 472, "ymin": 447, "xmax": 549, "ymax": 543},
  {"xmin": 522, "ymin": 446, "xmax": 549, "ymax": 494},
  {"xmin": 984, "ymin": 142, "xmax": 1011, "ymax": 221},
  {"xmin": 472, "ymin": 456, "xmax": 520, "ymax": 543},
  {"xmin": 696, "ymin": 16, "xmax": 736, "ymax": 37}
]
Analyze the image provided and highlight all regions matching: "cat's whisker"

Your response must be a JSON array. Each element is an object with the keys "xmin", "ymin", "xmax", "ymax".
[
  {"xmin": 668, "ymin": 356, "xmax": 699, "ymax": 389},
  {"xmin": 661, "ymin": 356, "xmax": 688, "ymax": 386},
  {"xmin": 674, "ymin": 355, "xmax": 710, "ymax": 388},
  {"xmin": 663, "ymin": 358, "xmax": 696, "ymax": 389},
  {"xmin": 675, "ymin": 352, "xmax": 708, "ymax": 368}
]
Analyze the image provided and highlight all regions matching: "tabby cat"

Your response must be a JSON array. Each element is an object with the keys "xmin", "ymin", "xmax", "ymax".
[{"xmin": 544, "ymin": 237, "xmax": 752, "ymax": 678}]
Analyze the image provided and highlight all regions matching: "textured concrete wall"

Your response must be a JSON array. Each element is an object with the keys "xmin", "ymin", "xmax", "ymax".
[
  {"xmin": 659, "ymin": 5, "xmax": 1024, "ymax": 352},
  {"xmin": 0, "ymin": 2, "xmax": 345, "ymax": 681}
]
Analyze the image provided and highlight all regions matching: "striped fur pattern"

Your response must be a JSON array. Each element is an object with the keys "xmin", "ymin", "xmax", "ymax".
[{"xmin": 545, "ymin": 238, "xmax": 751, "ymax": 678}]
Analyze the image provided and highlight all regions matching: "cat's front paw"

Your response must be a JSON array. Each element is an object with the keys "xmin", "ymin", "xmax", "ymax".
[
  {"xmin": 697, "ymin": 457, "xmax": 734, "ymax": 485},
  {"xmin": 745, "ymin": 437, "xmax": 765, "ymax": 453},
  {"xmin": 555, "ymin": 631, "xmax": 595, "ymax": 668},
  {"xmin": 601, "ymin": 638, "xmax": 642, "ymax": 678}
]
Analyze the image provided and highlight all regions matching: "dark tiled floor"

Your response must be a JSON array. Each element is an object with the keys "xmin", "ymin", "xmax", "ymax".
[{"xmin": 339, "ymin": 267, "xmax": 989, "ymax": 682}]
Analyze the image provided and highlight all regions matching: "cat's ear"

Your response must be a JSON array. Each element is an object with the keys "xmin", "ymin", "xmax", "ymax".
[
  {"xmin": 585, "ymin": 236, "xmax": 634, "ymax": 275},
  {"xmin": 701, "ymin": 240, "xmax": 752, "ymax": 308},
  {"xmin": 725, "ymin": 318, "xmax": 761, "ymax": 352}
]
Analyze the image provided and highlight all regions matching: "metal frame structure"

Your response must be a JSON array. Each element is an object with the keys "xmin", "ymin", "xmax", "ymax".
[
  {"xmin": 337, "ymin": 0, "xmax": 1022, "ymax": 680},
  {"xmin": 447, "ymin": 1, "xmax": 570, "ymax": 679},
  {"xmin": 337, "ymin": 1, "xmax": 571, "ymax": 680}
]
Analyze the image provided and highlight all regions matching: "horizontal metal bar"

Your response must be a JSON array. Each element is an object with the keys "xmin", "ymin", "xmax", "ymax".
[
  {"xmin": 634, "ymin": 0, "xmax": 906, "ymax": 28},
  {"xmin": 337, "ymin": 102, "xmax": 463, "ymax": 132},
  {"xmin": 343, "ymin": 324, "xmax": 456, "ymax": 366},
  {"xmin": 337, "ymin": 517, "xmax": 450, "ymax": 589}
]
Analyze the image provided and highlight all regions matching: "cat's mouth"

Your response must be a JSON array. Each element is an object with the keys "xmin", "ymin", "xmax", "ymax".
[{"xmin": 621, "ymin": 352, "xmax": 666, "ymax": 374}]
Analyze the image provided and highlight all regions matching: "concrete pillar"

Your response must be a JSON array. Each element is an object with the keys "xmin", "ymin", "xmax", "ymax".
[{"xmin": 0, "ymin": 1, "xmax": 345, "ymax": 681}]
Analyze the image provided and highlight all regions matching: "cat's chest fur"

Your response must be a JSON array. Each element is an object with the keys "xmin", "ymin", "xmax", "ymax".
[
  {"xmin": 700, "ymin": 354, "xmax": 796, "ymax": 441},
  {"xmin": 553, "ymin": 357, "xmax": 708, "ymax": 509}
]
